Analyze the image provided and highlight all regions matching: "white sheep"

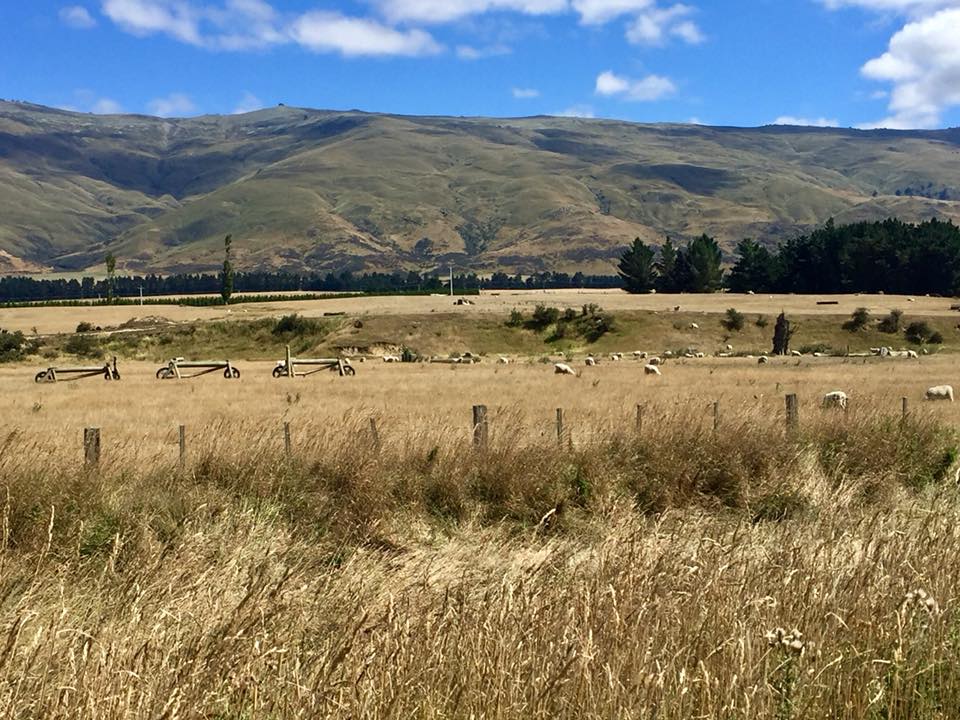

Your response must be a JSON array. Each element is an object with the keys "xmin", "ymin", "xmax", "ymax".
[
  {"xmin": 926, "ymin": 385, "xmax": 954, "ymax": 402},
  {"xmin": 647, "ymin": 356, "xmax": 662, "ymax": 366},
  {"xmin": 791, "ymin": 350, "xmax": 802, "ymax": 357},
  {"xmin": 822, "ymin": 390, "xmax": 849, "ymax": 410},
  {"xmin": 758, "ymin": 356, "xmax": 769, "ymax": 364},
  {"xmin": 554, "ymin": 363, "xmax": 578, "ymax": 376},
  {"xmin": 689, "ymin": 322, "xmax": 700, "ymax": 330},
  {"xmin": 644, "ymin": 364, "xmax": 662, "ymax": 376},
  {"xmin": 907, "ymin": 350, "xmax": 919, "ymax": 359},
  {"xmin": 663, "ymin": 350, "xmax": 674, "ymax": 358},
  {"xmin": 632, "ymin": 351, "xmax": 647, "ymax": 359},
  {"xmin": 609, "ymin": 353, "xmax": 621, "ymax": 361},
  {"xmin": 695, "ymin": 352, "xmax": 705, "ymax": 359},
  {"xmin": 383, "ymin": 355, "xmax": 401, "ymax": 363},
  {"xmin": 497, "ymin": 356, "xmax": 510, "ymax": 364},
  {"xmin": 585, "ymin": 356, "xmax": 596, "ymax": 367}
]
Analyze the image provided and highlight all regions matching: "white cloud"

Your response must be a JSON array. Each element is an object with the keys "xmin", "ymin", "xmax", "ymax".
[
  {"xmin": 101, "ymin": 0, "xmax": 203, "ymax": 44},
  {"xmin": 572, "ymin": 0, "xmax": 652, "ymax": 24},
  {"xmin": 148, "ymin": 92, "xmax": 197, "ymax": 117},
  {"xmin": 625, "ymin": 3, "xmax": 703, "ymax": 44},
  {"xmin": 595, "ymin": 70, "xmax": 676, "ymax": 100},
  {"xmin": 554, "ymin": 104, "xmax": 595, "ymax": 117},
  {"xmin": 91, "ymin": 98, "xmax": 124, "ymax": 113},
  {"xmin": 290, "ymin": 12, "xmax": 441, "ymax": 56},
  {"xmin": 375, "ymin": 0, "xmax": 569, "ymax": 25},
  {"xmin": 821, "ymin": 1, "xmax": 960, "ymax": 129},
  {"xmin": 456, "ymin": 43, "xmax": 511, "ymax": 59},
  {"xmin": 233, "ymin": 91, "xmax": 263, "ymax": 114},
  {"xmin": 512, "ymin": 87, "xmax": 540, "ymax": 98},
  {"xmin": 772, "ymin": 115, "xmax": 840, "ymax": 127},
  {"xmin": 60, "ymin": 5, "xmax": 98, "ymax": 28}
]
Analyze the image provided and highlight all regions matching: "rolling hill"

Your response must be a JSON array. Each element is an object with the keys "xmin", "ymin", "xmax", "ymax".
[{"xmin": 1, "ymin": 99, "xmax": 959, "ymax": 275}]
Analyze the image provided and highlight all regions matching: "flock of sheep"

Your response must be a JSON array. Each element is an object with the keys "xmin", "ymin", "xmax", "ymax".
[{"xmin": 550, "ymin": 350, "xmax": 954, "ymax": 406}]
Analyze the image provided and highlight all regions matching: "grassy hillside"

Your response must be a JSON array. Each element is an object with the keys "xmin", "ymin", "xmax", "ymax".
[{"xmin": 2, "ymin": 100, "xmax": 960, "ymax": 275}]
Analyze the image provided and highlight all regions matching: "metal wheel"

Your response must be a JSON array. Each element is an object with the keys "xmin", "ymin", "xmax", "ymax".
[
  {"xmin": 225, "ymin": 367, "xmax": 240, "ymax": 379},
  {"xmin": 112, "ymin": 369, "xmax": 121, "ymax": 380},
  {"xmin": 34, "ymin": 370, "xmax": 48, "ymax": 383},
  {"xmin": 343, "ymin": 365, "xmax": 356, "ymax": 376},
  {"xmin": 272, "ymin": 365, "xmax": 284, "ymax": 378},
  {"xmin": 156, "ymin": 367, "xmax": 174, "ymax": 379}
]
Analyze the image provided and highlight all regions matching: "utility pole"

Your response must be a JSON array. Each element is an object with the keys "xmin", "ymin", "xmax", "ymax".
[
  {"xmin": 139, "ymin": 285, "xmax": 143, "ymax": 306},
  {"xmin": 449, "ymin": 266, "xmax": 454, "ymax": 297}
]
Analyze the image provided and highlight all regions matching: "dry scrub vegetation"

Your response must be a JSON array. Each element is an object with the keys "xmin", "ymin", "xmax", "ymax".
[{"xmin": 3, "ymin": 354, "xmax": 960, "ymax": 717}]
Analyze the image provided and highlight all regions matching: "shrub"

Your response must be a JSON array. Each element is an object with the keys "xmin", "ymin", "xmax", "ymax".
[
  {"xmin": 843, "ymin": 307, "xmax": 871, "ymax": 332},
  {"xmin": 0, "ymin": 329, "xmax": 31, "ymax": 362},
  {"xmin": 878, "ymin": 309, "xmax": 903, "ymax": 334},
  {"xmin": 64, "ymin": 334, "xmax": 103, "ymax": 359},
  {"xmin": 272, "ymin": 314, "xmax": 324, "ymax": 337},
  {"xmin": 401, "ymin": 346, "xmax": 419, "ymax": 362},
  {"xmin": 75, "ymin": 321, "xmax": 95, "ymax": 333},
  {"xmin": 506, "ymin": 309, "xmax": 524, "ymax": 327},
  {"xmin": 930, "ymin": 331, "xmax": 944, "ymax": 344},
  {"xmin": 905, "ymin": 320, "xmax": 935, "ymax": 345},
  {"xmin": 722, "ymin": 308, "xmax": 745, "ymax": 332},
  {"xmin": 562, "ymin": 308, "xmax": 578, "ymax": 322},
  {"xmin": 755, "ymin": 315, "xmax": 769, "ymax": 328},
  {"xmin": 530, "ymin": 305, "xmax": 560, "ymax": 329}
]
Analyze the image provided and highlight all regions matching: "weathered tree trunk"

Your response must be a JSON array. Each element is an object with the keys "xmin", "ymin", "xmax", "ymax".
[{"xmin": 773, "ymin": 312, "xmax": 792, "ymax": 355}]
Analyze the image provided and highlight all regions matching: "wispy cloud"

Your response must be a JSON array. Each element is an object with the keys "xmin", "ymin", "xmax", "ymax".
[
  {"xmin": 148, "ymin": 92, "xmax": 196, "ymax": 117},
  {"xmin": 772, "ymin": 115, "xmax": 840, "ymax": 127},
  {"xmin": 60, "ymin": 5, "xmax": 98, "ymax": 28},
  {"xmin": 456, "ymin": 43, "xmax": 512, "ymax": 60},
  {"xmin": 512, "ymin": 87, "xmax": 540, "ymax": 98},
  {"xmin": 232, "ymin": 91, "xmax": 263, "ymax": 114},
  {"xmin": 595, "ymin": 70, "xmax": 676, "ymax": 101},
  {"xmin": 554, "ymin": 104, "xmax": 595, "ymax": 117},
  {"xmin": 289, "ymin": 12, "xmax": 441, "ymax": 57}
]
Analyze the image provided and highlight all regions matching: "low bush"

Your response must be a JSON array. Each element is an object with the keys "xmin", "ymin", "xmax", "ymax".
[{"xmin": 722, "ymin": 308, "xmax": 745, "ymax": 332}]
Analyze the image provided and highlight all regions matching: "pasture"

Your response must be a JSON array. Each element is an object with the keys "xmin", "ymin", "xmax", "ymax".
[{"xmin": 2, "ymin": 293, "xmax": 960, "ymax": 718}]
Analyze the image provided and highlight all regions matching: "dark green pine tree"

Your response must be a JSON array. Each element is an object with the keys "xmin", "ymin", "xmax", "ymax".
[
  {"xmin": 727, "ymin": 238, "xmax": 780, "ymax": 293},
  {"xmin": 618, "ymin": 237, "xmax": 657, "ymax": 294},
  {"xmin": 686, "ymin": 234, "xmax": 724, "ymax": 292},
  {"xmin": 220, "ymin": 234, "xmax": 234, "ymax": 304},
  {"xmin": 656, "ymin": 237, "xmax": 679, "ymax": 292}
]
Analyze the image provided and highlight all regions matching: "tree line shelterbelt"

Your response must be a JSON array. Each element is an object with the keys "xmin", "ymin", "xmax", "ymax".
[
  {"xmin": 2, "ymin": 218, "xmax": 959, "ymax": 303},
  {"xmin": 0, "ymin": 269, "xmax": 619, "ymax": 304},
  {"xmin": 618, "ymin": 218, "xmax": 960, "ymax": 296}
]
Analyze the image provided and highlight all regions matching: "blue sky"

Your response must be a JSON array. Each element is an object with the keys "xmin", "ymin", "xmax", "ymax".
[{"xmin": 2, "ymin": 0, "xmax": 958, "ymax": 128}]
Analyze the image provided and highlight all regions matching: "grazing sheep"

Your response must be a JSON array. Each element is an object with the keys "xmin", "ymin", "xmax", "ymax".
[
  {"xmin": 663, "ymin": 350, "xmax": 674, "ymax": 358},
  {"xmin": 554, "ymin": 363, "xmax": 577, "ymax": 376},
  {"xmin": 726, "ymin": 344, "xmax": 733, "ymax": 351},
  {"xmin": 585, "ymin": 356, "xmax": 597, "ymax": 367},
  {"xmin": 926, "ymin": 385, "xmax": 954, "ymax": 402},
  {"xmin": 695, "ymin": 352, "xmax": 705, "ymax": 359},
  {"xmin": 791, "ymin": 350, "xmax": 802, "ymax": 357},
  {"xmin": 689, "ymin": 322, "xmax": 700, "ymax": 330},
  {"xmin": 497, "ymin": 356, "xmax": 510, "ymax": 364},
  {"xmin": 632, "ymin": 351, "xmax": 647, "ymax": 359},
  {"xmin": 822, "ymin": 390, "xmax": 849, "ymax": 410},
  {"xmin": 647, "ymin": 356, "xmax": 662, "ymax": 366},
  {"xmin": 683, "ymin": 352, "xmax": 696, "ymax": 359},
  {"xmin": 383, "ymin": 355, "xmax": 401, "ymax": 363},
  {"xmin": 758, "ymin": 356, "xmax": 769, "ymax": 365},
  {"xmin": 644, "ymin": 364, "xmax": 662, "ymax": 376},
  {"xmin": 907, "ymin": 350, "xmax": 919, "ymax": 359},
  {"xmin": 609, "ymin": 353, "xmax": 621, "ymax": 361}
]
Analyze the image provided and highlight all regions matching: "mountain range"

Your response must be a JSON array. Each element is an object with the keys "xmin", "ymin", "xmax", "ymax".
[{"xmin": 2, "ymin": 99, "xmax": 959, "ymax": 276}]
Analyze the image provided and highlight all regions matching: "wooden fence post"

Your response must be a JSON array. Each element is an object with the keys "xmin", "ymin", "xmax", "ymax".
[
  {"xmin": 285, "ymin": 344, "xmax": 293, "ymax": 379},
  {"xmin": 785, "ymin": 394, "xmax": 799, "ymax": 435},
  {"xmin": 472, "ymin": 405, "xmax": 488, "ymax": 449},
  {"xmin": 179, "ymin": 424, "xmax": 186, "ymax": 467},
  {"xmin": 713, "ymin": 401, "xmax": 720, "ymax": 432},
  {"xmin": 369, "ymin": 418, "xmax": 380, "ymax": 450},
  {"xmin": 84, "ymin": 427, "xmax": 100, "ymax": 467},
  {"xmin": 284, "ymin": 422, "xmax": 292, "ymax": 455},
  {"xmin": 556, "ymin": 408, "xmax": 564, "ymax": 445}
]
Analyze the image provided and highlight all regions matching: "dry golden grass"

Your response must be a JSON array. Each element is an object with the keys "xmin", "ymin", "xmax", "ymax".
[{"xmin": 3, "ymin": 304, "xmax": 960, "ymax": 718}]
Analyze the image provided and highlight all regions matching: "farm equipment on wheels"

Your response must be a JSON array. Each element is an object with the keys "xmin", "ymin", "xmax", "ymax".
[
  {"xmin": 272, "ymin": 345, "xmax": 356, "ymax": 378},
  {"xmin": 156, "ymin": 357, "xmax": 240, "ymax": 380},
  {"xmin": 35, "ymin": 357, "xmax": 121, "ymax": 383}
]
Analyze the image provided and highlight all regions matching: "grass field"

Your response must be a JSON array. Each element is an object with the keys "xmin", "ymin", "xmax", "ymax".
[{"xmin": 2, "ymin": 293, "xmax": 960, "ymax": 717}]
